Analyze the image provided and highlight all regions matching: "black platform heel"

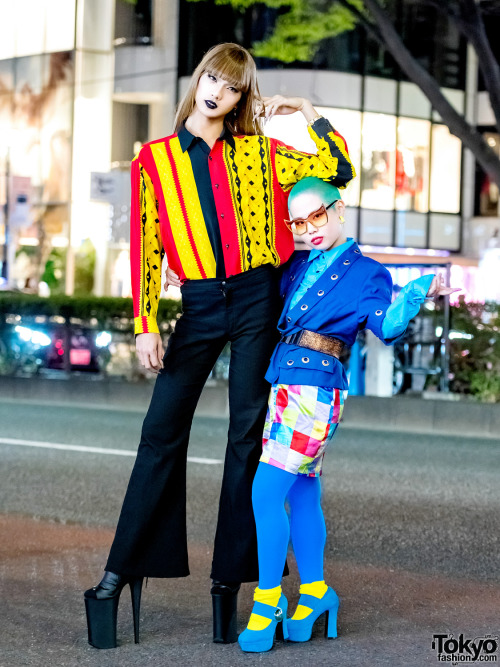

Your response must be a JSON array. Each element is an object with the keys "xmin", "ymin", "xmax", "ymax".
[
  {"xmin": 84, "ymin": 571, "xmax": 144, "ymax": 649},
  {"xmin": 211, "ymin": 580, "xmax": 240, "ymax": 644}
]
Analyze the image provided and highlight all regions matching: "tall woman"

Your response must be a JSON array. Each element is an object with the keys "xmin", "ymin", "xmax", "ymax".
[{"xmin": 84, "ymin": 42, "xmax": 355, "ymax": 649}]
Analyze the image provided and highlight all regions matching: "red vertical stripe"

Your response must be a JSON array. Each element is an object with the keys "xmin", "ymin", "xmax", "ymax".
[
  {"xmin": 165, "ymin": 141, "xmax": 207, "ymax": 279},
  {"xmin": 142, "ymin": 143, "xmax": 184, "ymax": 280}
]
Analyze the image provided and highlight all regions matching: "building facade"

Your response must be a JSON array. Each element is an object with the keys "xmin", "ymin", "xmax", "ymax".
[{"xmin": 0, "ymin": 0, "xmax": 498, "ymax": 301}]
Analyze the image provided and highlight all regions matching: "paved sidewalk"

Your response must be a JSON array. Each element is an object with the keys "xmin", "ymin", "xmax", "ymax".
[{"xmin": 2, "ymin": 514, "xmax": 499, "ymax": 667}]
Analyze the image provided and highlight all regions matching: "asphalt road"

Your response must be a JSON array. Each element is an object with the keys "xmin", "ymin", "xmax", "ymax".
[{"xmin": 1, "ymin": 397, "xmax": 499, "ymax": 667}]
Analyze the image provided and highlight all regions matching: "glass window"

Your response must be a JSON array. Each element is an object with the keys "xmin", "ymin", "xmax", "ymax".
[
  {"xmin": 395, "ymin": 211, "xmax": 427, "ymax": 248},
  {"xmin": 396, "ymin": 118, "xmax": 430, "ymax": 213},
  {"xmin": 429, "ymin": 214, "xmax": 460, "ymax": 251},
  {"xmin": 359, "ymin": 209, "xmax": 393, "ymax": 246},
  {"xmin": 360, "ymin": 112, "xmax": 396, "ymax": 210},
  {"xmin": 475, "ymin": 133, "xmax": 500, "ymax": 216},
  {"xmin": 430, "ymin": 125, "xmax": 461, "ymax": 213},
  {"xmin": 317, "ymin": 107, "xmax": 361, "ymax": 207},
  {"xmin": 264, "ymin": 107, "xmax": 361, "ymax": 208}
]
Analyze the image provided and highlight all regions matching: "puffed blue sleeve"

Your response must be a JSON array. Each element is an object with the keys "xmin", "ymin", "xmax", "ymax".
[
  {"xmin": 357, "ymin": 264, "xmax": 394, "ymax": 341},
  {"xmin": 381, "ymin": 274, "xmax": 434, "ymax": 341}
]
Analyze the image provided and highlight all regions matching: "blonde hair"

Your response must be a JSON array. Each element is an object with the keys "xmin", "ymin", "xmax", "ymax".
[{"xmin": 174, "ymin": 43, "xmax": 263, "ymax": 136}]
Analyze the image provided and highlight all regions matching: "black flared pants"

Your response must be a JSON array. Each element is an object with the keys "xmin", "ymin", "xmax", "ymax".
[{"xmin": 106, "ymin": 266, "xmax": 281, "ymax": 583}]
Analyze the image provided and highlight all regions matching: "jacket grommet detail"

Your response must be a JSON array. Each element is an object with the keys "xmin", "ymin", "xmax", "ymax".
[
  {"xmin": 331, "ymin": 274, "xmax": 338, "ymax": 280},
  {"xmin": 375, "ymin": 309, "xmax": 383, "ymax": 316},
  {"xmin": 301, "ymin": 357, "xmax": 310, "ymax": 363},
  {"xmin": 287, "ymin": 360, "xmax": 294, "ymax": 366},
  {"xmin": 322, "ymin": 359, "xmax": 330, "ymax": 366},
  {"xmin": 317, "ymin": 289, "xmax": 324, "ymax": 296},
  {"xmin": 343, "ymin": 259, "xmax": 350, "ymax": 265},
  {"xmin": 354, "ymin": 249, "xmax": 360, "ymax": 254},
  {"xmin": 301, "ymin": 304, "xmax": 308, "ymax": 311},
  {"xmin": 286, "ymin": 316, "xmax": 291, "ymax": 322}
]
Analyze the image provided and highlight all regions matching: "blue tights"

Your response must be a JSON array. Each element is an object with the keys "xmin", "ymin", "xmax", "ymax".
[{"xmin": 252, "ymin": 462, "xmax": 326, "ymax": 589}]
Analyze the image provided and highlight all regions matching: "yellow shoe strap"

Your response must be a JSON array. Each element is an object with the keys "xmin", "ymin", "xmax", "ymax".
[
  {"xmin": 254, "ymin": 585, "xmax": 281, "ymax": 607},
  {"xmin": 247, "ymin": 586, "xmax": 282, "ymax": 631},
  {"xmin": 299, "ymin": 580, "xmax": 328, "ymax": 599}
]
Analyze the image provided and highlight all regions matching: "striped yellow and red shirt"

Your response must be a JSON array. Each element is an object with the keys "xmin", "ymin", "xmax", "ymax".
[{"xmin": 131, "ymin": 117, "xmax": 355, "ymax": 334}]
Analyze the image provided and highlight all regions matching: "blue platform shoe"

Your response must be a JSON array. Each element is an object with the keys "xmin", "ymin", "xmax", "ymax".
[
  {"xmin": 287, "ymin": 586, "xmax": 339, "ymax": 642},
  {"xmin": 238, "ymin": 593, "xmax": 288, "ymax": 653}
]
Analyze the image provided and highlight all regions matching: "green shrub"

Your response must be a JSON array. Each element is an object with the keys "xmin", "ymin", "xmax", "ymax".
[
  {"xmin": 0, "ymin": 293, "xmax": 182, "ymax": 334},
  {"xmin": 449, "ymin": 299, "xmax": 500, "ymax": 402}
]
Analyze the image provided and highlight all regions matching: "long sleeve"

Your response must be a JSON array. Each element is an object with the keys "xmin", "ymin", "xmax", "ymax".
[
  {"xmin": 274, "ymin": 117, "xmax": 356, "ymax": 191},
  {"xmin": 130, "ymin": 155, "xmax": 165, "ymax": 335},
  {"xmin": 381, "ymin": 274, "xmax": 434, "ymax": 341}
]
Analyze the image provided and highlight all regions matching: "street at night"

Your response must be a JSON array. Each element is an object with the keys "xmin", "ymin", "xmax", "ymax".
[{"xmin": 1, "ymin": 397, "xmax": 499, "ymax": 666}]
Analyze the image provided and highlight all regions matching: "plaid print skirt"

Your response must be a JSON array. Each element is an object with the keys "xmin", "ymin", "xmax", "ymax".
[{"xmin": 260, "ymin": 383, "xmax": 344, "ymax": 477}]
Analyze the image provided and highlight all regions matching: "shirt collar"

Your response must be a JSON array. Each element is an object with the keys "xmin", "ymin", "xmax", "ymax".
[
  {"xmin": 178, "ymin": 123, "xmax": 235, "ymax": 153},
  {"xmin": 308, "ymin": 238, "xmax": 355, "ymax": 262}
]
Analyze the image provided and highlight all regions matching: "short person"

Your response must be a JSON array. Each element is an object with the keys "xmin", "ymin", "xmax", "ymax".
[{"xmin": 236, "ymin": 176, "xmax": 458, "ymax": 653}]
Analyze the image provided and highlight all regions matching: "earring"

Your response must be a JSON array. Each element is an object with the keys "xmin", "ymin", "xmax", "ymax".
[{"xmin": 339, "ymin": 216, "xmax": 345, "ymax": 223}]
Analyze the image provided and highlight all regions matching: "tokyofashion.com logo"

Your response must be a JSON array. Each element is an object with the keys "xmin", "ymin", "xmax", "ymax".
[{"xmin": 431, "ymin": 634, "xmax": 498, "ymax": 663}]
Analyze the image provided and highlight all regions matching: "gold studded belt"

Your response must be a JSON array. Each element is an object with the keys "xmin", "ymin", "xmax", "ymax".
[{"xmin": 281, "ymin": 330, "xmax": 345, "ymax": 359}]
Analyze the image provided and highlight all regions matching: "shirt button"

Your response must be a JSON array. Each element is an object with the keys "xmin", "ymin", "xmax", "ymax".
[
  {"xmin": 209, "ymin": 156, "xmax": 213, "ymax": 161},
  {"xmin": 220, "ymin": 213, "xmax": 224, "ymax": 218},
  {"xmin": 225, "ymin": 244, "xmax": 229, "ymax": 248},
  {"xmin": 215, "ymin": 184, "xmax": 219, "ymax": 189}
]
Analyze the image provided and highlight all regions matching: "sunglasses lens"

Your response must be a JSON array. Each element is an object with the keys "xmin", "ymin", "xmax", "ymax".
[{"xmin": 310, "ymin": 210, "xmax": 328, "ymax": 227}]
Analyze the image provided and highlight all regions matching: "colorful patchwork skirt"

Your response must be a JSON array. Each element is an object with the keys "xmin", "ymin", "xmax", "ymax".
[{"xmin": 260, "ymin": 383, "xmax": 344, "ymax": 477}]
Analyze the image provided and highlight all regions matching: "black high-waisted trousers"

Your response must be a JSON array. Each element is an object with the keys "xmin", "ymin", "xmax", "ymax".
[{"xmin": 106, "ymin": 265, "xmax": 281, "ymax": 583}]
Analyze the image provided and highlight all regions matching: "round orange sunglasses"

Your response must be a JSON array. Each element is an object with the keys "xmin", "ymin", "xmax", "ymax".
[{"xmin": 284, "ymin": 200, "xmax": 338, "ymax": 236}]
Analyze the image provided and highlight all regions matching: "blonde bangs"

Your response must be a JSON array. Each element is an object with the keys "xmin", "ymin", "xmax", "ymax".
[{"xmin": 205, "ymin": 62, "xmax": 251, "ymax": 94}]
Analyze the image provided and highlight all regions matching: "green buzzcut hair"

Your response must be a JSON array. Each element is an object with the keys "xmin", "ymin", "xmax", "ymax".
[{"xmin": 288, "ymin": 177, "xmax": 342, "ymax": 210}]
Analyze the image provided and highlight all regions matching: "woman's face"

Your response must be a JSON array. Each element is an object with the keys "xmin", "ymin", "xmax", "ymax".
[
  {"xmin": 194, "ymin": 72, "xmax": 242, "ymax": 121},
  {"xmin": 288, "ymin": 191, "xmax": 347, "ymax": 251}
]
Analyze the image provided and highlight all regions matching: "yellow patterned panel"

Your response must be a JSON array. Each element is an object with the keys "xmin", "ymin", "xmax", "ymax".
[
  {"xmin": 150, "ymin": 142, "xmax": 205, "ymax": 279},
  {"xmin": 224, "ymin": 135, "xmax": 278, "ymax": 271},
  {"xmin": 275, "ymin": 127, "xmax": 356, "ymax": 191},
  {"xmin": 140, "ymin": 166, "xmax": 164, "ymax": 325}
]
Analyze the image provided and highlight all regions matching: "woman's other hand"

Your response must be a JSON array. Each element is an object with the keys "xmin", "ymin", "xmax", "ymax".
[
  {"xmin": 256, "ymin": 96, "xmax": 318, "ymax": 123},
  {"xmin": 136, "ymin": 333, "xmax": 164, "ymax": 373},
  {"xmin": 164, "ymin": 266, "xmax": 182, "ymax": 291}
]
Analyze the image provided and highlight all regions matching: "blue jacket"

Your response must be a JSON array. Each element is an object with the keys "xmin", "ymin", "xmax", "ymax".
[{"xmin": 265, "ymin": 242, "xmax": 399, "ymax": 390}]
